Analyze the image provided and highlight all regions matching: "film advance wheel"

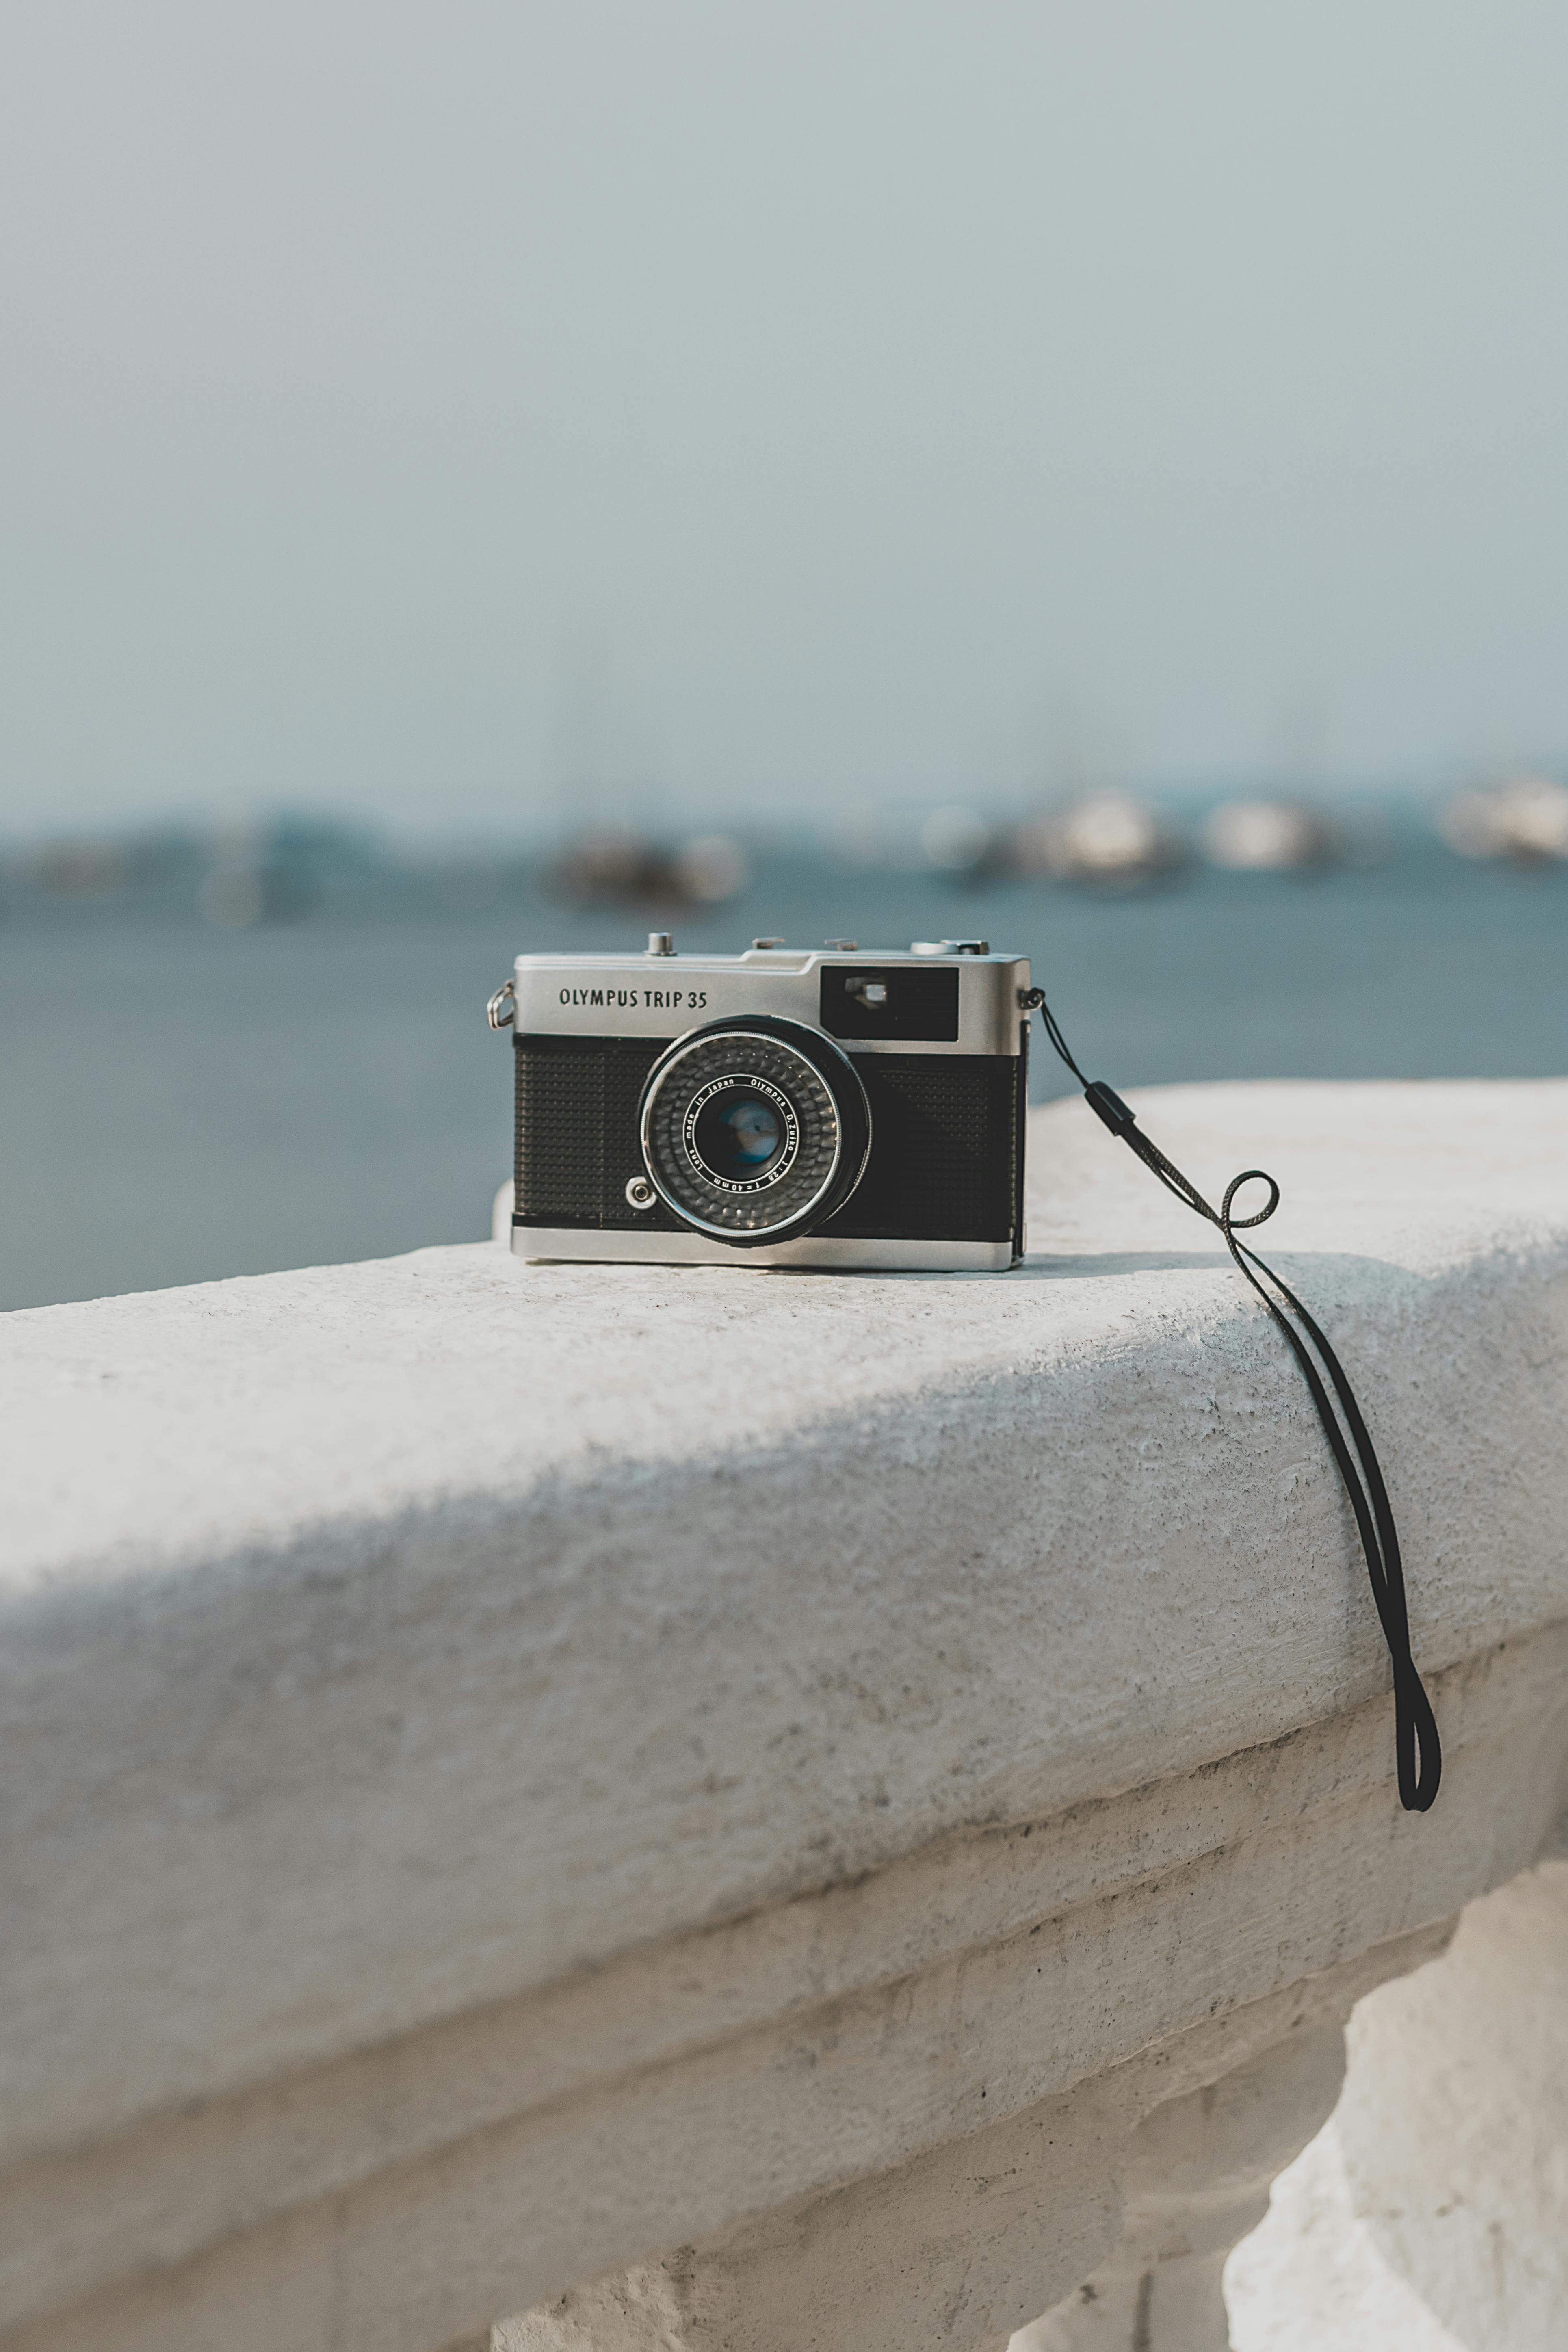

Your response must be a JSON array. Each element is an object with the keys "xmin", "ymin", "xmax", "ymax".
[{"xmin": 637, "ymin": 1016, "xmax": 872, "ymax": 1248}]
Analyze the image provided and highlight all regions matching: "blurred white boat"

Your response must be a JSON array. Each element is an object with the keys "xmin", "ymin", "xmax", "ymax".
[
  {"xmin": 1202, "ymin": 799, "xmax": 1335, "ymax": 872},
  {"xmin": 1012, "ymin": 793, "xmax": 1181, "ymax": 886},
  {"xmin": 543, "ymin": 829, "xmax": 750, "ymax": 910},
  {"xmin": 1440, "ymin": 777, "xmax": 1568, "ymax": 864}
]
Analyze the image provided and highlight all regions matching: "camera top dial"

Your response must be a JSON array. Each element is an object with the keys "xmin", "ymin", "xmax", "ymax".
[{"xmin": 638, "ymin": 1016, "xmax": 871, "ymax": 1247}]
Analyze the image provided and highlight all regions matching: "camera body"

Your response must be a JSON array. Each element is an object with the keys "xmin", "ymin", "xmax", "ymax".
[{"xmin": 504, "ymin": 937, "xmax": 1031, "ymax": 1269}]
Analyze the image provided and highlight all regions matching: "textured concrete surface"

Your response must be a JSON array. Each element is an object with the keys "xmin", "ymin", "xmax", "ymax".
[
  {"xmin": 1229, "ymin": 1860, "xmax": 1568, "ymax": 2350},
  {"xmin": 1226, "ymin": 2126, "xmax": 1468, "ymax": 2351},
  {"xmin": 4, "ymin": 1081, "xmax": 1568, "ymax": 2351},
  {"xmin": 1015, "ymin": 2025, "xmax": 1350, "ymax": 2350},
  {"xmin": 495, "ymin": 1937, "xmax": 1446, "ymax": 2352}
]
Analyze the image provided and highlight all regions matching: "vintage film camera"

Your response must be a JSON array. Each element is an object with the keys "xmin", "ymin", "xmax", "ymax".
[{"xmin": 490, "ymin": 935, "xmax": 1031, "ymax": 1269}]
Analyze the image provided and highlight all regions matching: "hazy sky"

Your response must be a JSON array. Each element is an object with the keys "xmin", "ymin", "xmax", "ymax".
[{"xmin": 4, "ymin": 0, "xmax": 1567, "ymax": 833}]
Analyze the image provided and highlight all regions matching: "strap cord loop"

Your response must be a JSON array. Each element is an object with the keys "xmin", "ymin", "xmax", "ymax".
[{"xmin": 1029, "ymin": 988, "xmax": 1441, "ymax": 1812}]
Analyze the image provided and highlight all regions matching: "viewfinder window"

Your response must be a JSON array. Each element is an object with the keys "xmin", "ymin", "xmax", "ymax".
[{"xmin": 819, "ymin": 966, "xmax": 959, "ymax": 1041}]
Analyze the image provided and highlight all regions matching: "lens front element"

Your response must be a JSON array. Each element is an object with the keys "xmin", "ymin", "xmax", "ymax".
[
  {"xmin": 689, "ymin": 1083, "xmax": 791, "ymax": 1187},
  {"xmin": 639, "ymin": 1021, "xmax": 870, "ymax": 1245}
]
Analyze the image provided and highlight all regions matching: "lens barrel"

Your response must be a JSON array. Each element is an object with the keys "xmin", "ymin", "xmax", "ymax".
[{"xmin": 638, "ymin": 1017, "xmax": 871, "ymax": 1247}]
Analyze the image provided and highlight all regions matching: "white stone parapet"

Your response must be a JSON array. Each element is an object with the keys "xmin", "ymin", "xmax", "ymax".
[{"xmin": 2, "ymin": 1081, "xmax": 1566, "ymax": 2352}]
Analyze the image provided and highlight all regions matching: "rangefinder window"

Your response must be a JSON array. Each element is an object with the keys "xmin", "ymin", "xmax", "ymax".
[{"xmin": 819, "ymin": 964, "xmax": 959, "ymax": 1041}]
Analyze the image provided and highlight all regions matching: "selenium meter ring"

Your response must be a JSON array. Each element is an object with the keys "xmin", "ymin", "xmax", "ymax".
[{"xmin": 638, "ymin": 1017, "xmax": 871, "ymax": 1247}]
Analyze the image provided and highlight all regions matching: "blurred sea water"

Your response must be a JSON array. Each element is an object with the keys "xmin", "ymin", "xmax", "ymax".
[{"xmin": 3, "ymin": 839, "xmax": 1566, "ymax": 1311}]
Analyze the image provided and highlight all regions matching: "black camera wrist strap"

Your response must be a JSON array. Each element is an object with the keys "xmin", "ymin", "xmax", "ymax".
[{"xmin": 1025, "ymin": 987, "xmax": 1441, "ymax": 1814}]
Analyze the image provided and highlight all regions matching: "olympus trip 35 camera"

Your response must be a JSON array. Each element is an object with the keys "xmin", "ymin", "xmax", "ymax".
[{"xmin": 489, "ymin": 935, "xmax": 1032, "ymax": 1270}]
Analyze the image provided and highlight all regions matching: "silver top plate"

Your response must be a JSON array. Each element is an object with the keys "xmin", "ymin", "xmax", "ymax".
[{"xmin": 510, "ymin": 942, "xmax": 1032, "ymax": 1055}]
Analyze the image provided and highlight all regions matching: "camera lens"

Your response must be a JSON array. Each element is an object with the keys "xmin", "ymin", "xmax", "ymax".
[
  {"xmin": 692, "ymin": 1089, "xmax": 786, "ymax": 1182},
  {"xmin": 639, "ymin": 1019, "xmax": 871, "ymax": 1247}
]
